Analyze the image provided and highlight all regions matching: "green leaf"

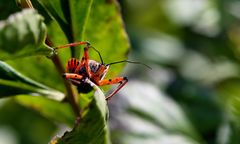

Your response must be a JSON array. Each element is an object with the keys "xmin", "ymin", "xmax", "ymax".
[
  {"xmin": 0, "ymin": 99, "xmax": 57, "ymax": 144},
  {"xmin": 0, "ymin": 0, "xmax": 20, "ymax": 20},
  {"xmin": 85, "ymin": 0, "xmax": 129, "ymax": 65},
  {"xmin": 6, "ymin": 0, "xmax": 129, "ymax": 102},
  {"xmin": 0, "ymin": 61, "xmax": 48, "ymax": 89},
  {"xmin": 6, "ymin": 55, "xmax": 66, "ymax": 92},
  {"xmin": 32, "ymin": 0, "xmax": 68, "ymax": 35},
  {"xmin": 217, "ymin": 78, "xmax": 240, "ymax": 128},
  {"xmin": 16, "ymin": 95, "xmax": 75, "ymax": 125},
  {"xmin": 1, "ymin": 2, "xmax": 128, "ymax": 143},
  {"xmin": 32, "ymin": 0, "xmax": 91, "ymax": 57},
  {"xmin": 0, "ymin": 61, "xmax": 64, "ymax": 100},
  {"xmin": 1, "ymin": 2, "xmax": 68, "ymax": 92},
  {"xmin": 13, "ymin": 1, "xmax": 71, "ymax": 91},
  {"xmin": 56, "ymin": 83, "xmax": 110, "ymax": 144},
  {"xmin": 63, "ymin": 0, "xmax": 130, "ymax": 90},
  {"xmin": 0, "ymin": 9, "xmax": 53, "ymax": 60},
  {"xmin": 111, "ymin": 81, "xmax": 203, "ymax": 144},
  {"xmin": 36, "ymin": 0, "xmax": 129, "ymax": 71},
  {"xmin": 216, "ymin": 120, "xmax": 240, "ymax": 144},
  {"xmin": 67, "ymin": 0, "xmax": 93, "ymax": 58}
]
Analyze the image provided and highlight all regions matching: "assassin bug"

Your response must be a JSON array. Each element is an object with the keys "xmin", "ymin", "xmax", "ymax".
[{"xmin": 54, "ymin": 42, "xmax": 150, "ymax": 100}]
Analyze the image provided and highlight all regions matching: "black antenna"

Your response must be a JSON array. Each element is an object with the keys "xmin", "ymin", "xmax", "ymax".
[
  {"xmin": 90, "ymin": 46, "xmax": 104, "ymax": 64},
  {"xmin": 106, "ymin": 60, "xmax": 152, "ymax": 70}
]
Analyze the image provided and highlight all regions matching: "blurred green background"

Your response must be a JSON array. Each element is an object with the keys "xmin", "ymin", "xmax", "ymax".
[{"xmin": 1, "ymin": 0, "xmax": 240, "ymax": 143}]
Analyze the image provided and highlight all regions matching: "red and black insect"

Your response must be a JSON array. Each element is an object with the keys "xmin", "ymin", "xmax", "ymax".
[
  {"xmin": 54, "ymin": 42, "xmax": 127, "ymax": 100},
  {"xmin": 54, "ymin": 42, "xmax": 150, "ymax": 100}
]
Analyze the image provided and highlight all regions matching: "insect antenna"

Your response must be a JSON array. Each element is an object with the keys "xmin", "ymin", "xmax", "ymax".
[
  {"xmin": 106, "ymin": 60, "xmax": 152, "ymax": 70},
  {"xmin": 53, "ymin": 42, "xmax": 104, "ymax": 64},
  {"xmin": 90, "ymin": 46, "xmax": 104, "ymax": 64}
]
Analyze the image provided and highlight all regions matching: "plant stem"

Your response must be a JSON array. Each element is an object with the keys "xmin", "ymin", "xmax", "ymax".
[
  {"xmin": 17, "ymin": 0, "xmax": 81, "ymax": 117},
  {"xmin": 16, "ymin": 0, "xmax": 33, "ymax": 8},
  {"xmin": 45, "ymin": 37, "xmax": 80, "ymax": 116}
]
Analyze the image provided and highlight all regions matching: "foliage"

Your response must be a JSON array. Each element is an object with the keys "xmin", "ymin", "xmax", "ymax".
[
  {"xmin": 3, "ymin": 0, "xmax": 240, "ymax": 144},
  {"xmin": 107, "ymin": 0, "xmax": 240, "ymax": 144},
  {"xmin": 0, "ymin": 0, "xmax": 128, "ymax": 143}
]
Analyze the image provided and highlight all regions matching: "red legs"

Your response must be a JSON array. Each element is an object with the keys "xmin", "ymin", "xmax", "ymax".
[
  {"xmin": 97, "ymin": 77, "xmax": 128, "ymax": 100},
  {"xmin": 63, "ymin": 74, "xmax": 128, "ymax": 100},
  {"xmin": 55, "ymin": 41, "xmax": 92, "ymax": 77},
  {"xmin": 106, "ymin": 80, "xmax": 128, "ymax": 100},
  {"xmin": 83, "ymin": 46, "xmax": 91, "ymax": 77},
  {"xmin": 63, "ymin": 73, "xmax": 83, "ymax": 84},
  {"xmin": 73, "ymin": 45, "xmax": 91, "ymax": 78},
  {"xmin": 54, "ymin": 41, "xmax": 90, "ymax": 49},
  {"xmin": 62, "ymin": 73, "xmax": 124, "ymax": 100},
  {"xmin": 56, "ymin": 41, "xmax": 128, "ymax": 100},
  {"xmin": 63, "ymin": 72, "xmax": 128, "ymax": 100},
  {"xmin": 63, "ymin": 73, "xmax": 83, "ymax": 79}
]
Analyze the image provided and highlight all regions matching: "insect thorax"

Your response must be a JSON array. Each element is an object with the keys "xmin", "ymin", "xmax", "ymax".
[
  {"xmin": 89, "ymin": 60, "xmax": 101, "ymax": 73},
  {"xmin": 77, "ymin": 60, "xmax": 101, "ymax": 75}
]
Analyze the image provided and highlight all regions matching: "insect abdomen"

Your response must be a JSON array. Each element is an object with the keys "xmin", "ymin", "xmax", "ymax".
[{"xmin": 77, "ymin": 82, "xmax": 93, "ymax": 93}]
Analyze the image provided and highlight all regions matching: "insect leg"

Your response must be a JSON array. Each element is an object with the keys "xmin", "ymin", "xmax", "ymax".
[
  {"xmin": 62, "ymin": 73, "xmax": 83, "ymax": 80},
  {"xmin": 74, "ymin": 53, "xmax": 86, "ymax": 73},
  {"xmin": 73, "ymin": 45, "xmax": 91, "ymax": 75},
  {"xmin": 97, "ymin": 77, "xmax": 128, "ymax": 100},
  {"xmin": 54, "ymin": 41, "xmax": 90, "ymax": 49},
  {"xmin": 62, "ymin": 73, "xmax": 84, "ymax": 85},
  {"xmin": 83, "ymin": 45, "xmax": 92, "ymax": 77}
]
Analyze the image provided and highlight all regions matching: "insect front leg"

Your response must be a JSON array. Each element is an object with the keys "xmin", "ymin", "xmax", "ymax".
[
  {"xmin": 54, "ymin": 41, "xmax": 90, "ymax": 49},
  {"xmin": 67, "ymin": 45, "xmax": 92, "ymax": 77},
  {"xmin": 83, "ymin": 45, "xmax": 92, "ymax": 77},
  {"xmin": 97, "ymin": 77, "xmax": 128, "ymax": 100},
  {"xmin": 62, "ymin": 73, "xmax": 83, "ymax": 85}
]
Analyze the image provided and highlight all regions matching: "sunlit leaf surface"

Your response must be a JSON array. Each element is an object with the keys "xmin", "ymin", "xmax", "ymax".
[
  {"xmin": 16, "ymin": 95, "xmax": 75, "ymax": 126},
  {"xmin": 0, "ymin": 61, "xmax": 64, "ymax": 100},
  {"xmin": 0, "ymin": 0, "xmax": 128, "ymax": 144},
  {"xmin": 56, "ymin": 85, "xmax": 110, "ymax": 144},
  {"xmin": 0, "ymin": 9, "xmax": 52, "ymax": 60}
]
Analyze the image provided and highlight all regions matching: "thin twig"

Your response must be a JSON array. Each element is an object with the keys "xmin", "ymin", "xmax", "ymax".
[
  {"xmin": 17, "ymin": 0, "xmax": 81, "ymax": 117},
  {"xmin": 45, "ymin": 37, "xmax": 80, "ymax": 116}
]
